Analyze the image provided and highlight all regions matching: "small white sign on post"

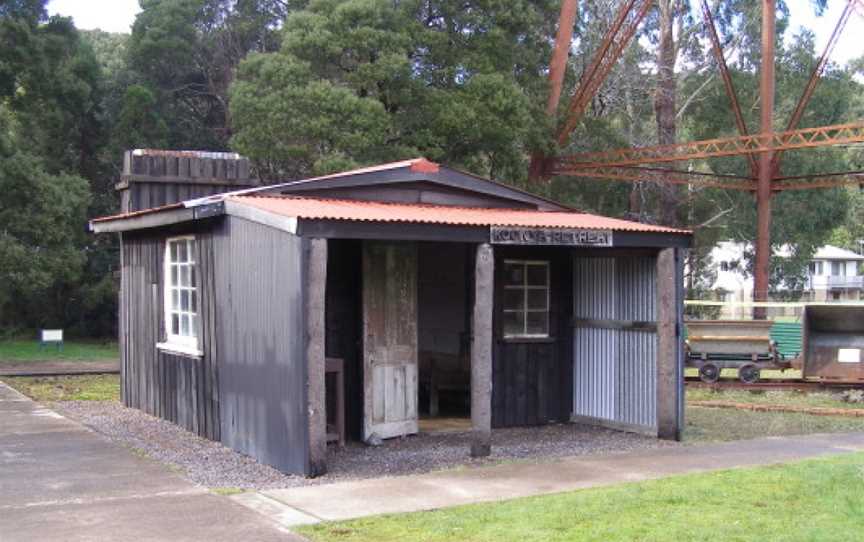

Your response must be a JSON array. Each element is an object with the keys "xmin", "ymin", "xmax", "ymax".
[
  {"xmin": 838, "ymin": 348, "xmax": 861, "ymax": 364},
  {"xmin": 40, "ymin": 329, "xmax": 64, "ymax": 351},
  {"xmin": 41, "ymin": 329, "xmax": 63, "ymax": 343}
]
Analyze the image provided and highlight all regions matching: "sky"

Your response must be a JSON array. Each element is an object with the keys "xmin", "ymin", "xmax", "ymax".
[{"xmin": 47, "ymin": 0, "xmax": 864, "ymax": 68}]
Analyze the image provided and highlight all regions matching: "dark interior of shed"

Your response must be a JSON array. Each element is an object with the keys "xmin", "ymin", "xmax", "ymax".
[
  {"xmin": 417, "ymin": 242, "xmax": 473, "ymax": 428},
  {"xmin": 324, "ymin": 239, "xmax": 474, "ymax": 443}
]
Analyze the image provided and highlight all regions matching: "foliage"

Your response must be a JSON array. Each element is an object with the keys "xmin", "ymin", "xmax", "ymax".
[
  {"xmin": 0, "ymin": 132, "xmax": 91, "ymax": 332},
  {"xmin": 230, "ymin": 0, "xmax": 557, "ymax": 181},
  {"xmin": 4, "ymin": 374, "xmax": 120, "ymax": 401},
  {"xmin": 127, "ymin": 0, "xmax": 290, "ymax": 150},
  {"xmin": 300, "ymin": 452, "xmax": 864, "ymax": 542}
]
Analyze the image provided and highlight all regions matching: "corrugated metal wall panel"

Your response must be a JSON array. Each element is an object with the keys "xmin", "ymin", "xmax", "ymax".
[
  {"xmin": 573, "ymin": 256, "xmax": 657, "ymax": 431},
  {"xmin": 213, "ymin": 216, "xmax": 309, "ymax": 475}
]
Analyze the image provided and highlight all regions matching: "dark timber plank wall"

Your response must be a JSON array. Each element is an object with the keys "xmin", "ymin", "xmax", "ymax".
[
  {"xmin": 119, "ymin": 151, "xmax": 257, "ymax": 213},
  {"xmin": 491, "ymin": 248, "xmax": 573, "ymax": 428},
  {"xmin": 119, "ymin": 230, "xmax": 220, "ymax": 441},
  {"xmin": 212, "ymin": 216, "xmax": 309, "ymax": 475}
]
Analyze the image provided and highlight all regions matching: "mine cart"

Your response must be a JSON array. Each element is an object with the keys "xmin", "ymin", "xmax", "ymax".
[{"xmin": 685, "ymin": 320, "xmax": 790, "ymax": 383}]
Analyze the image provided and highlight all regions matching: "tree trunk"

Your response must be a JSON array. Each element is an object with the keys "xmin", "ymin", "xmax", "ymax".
[{"xmin": 654, "ymin": 0, "xmax": 679, "ymax": 227}]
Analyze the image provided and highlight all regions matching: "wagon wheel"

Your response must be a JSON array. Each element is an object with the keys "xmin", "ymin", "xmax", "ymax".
[
  {"xmin": 738, "ymin": 363, "xmax": 760, "ymax": 384},
  {"xmin": 698, "ymin": 363, "xmax": 721, "ymax": 383}
]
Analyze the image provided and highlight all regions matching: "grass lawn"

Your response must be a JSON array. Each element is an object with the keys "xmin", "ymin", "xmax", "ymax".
[
  {"xmin": 684, "ymin": 406, "xmax": 864, "ymax": 442},
  {"xmin": 0, "ymin": 339, "xmax": 118, "ymax": 363},
  {"xmin": 687, "ymin": 387, "xmax": 864, "ymax": 411},
  {"xmin": 3, "ymin": 375, "xmax": 120, "ymax": 401},
  {"xmin": 299, "ymin": 452, "xmax": 864, "ymax": 542}
]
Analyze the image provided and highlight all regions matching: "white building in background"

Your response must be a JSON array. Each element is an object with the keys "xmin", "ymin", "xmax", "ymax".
[
  {"xmin": 806, "ymin": 246, "xmax": 864, "ymax": 300},
  {"xmin": 707, "ymin": 242, "xmax": 864, "ymax": 318}
]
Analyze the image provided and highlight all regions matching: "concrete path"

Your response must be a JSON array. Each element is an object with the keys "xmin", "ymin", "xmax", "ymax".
[
  {"xmin": 0, "ymin": 382, "xmax": 299, "ymax": 542},
  {"xmin": 260, "ymin": 432, "xmax": 864, "ymax": 524}
]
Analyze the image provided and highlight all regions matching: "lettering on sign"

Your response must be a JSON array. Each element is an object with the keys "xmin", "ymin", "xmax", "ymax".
[{"xmin": 490, "ymin": 227, "xmax": 613, "ymax": 247}]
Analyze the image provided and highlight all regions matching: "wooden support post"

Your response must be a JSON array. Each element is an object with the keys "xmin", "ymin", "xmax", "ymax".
[
  {"xmin": 305, "ymin": 238, "xmax": 328, "ymax": 476},
  {"xmin": 471, "ymin": 243, "xmax": 494, "ymax": 457},
  {"xmin": 656, "ymin": 248, "xmax": 681, "ymax": 440}
]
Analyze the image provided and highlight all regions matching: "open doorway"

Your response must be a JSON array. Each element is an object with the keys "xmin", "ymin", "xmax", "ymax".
[{"xmin": 417, "ymin": 242, "xmax": 473, "ymax": 434}]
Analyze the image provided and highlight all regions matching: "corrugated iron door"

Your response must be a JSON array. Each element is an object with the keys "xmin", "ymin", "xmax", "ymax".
[
  {"xmin": 362, "ymin": 241, "xmax": 419, "ymax": 442},
  {"xmin": 572, "ymin": 256, "xmax": 657, "ymax": 431}
]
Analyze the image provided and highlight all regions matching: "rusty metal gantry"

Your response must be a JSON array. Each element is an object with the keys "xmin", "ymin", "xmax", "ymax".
[{"xmin": 536, "ymin": 0, "xmax": 864, "ymax": 317}]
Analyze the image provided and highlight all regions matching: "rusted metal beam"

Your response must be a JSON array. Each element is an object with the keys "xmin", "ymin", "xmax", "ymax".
[
  {"xmin": 553, "ymin": 121, "xmax": 864, "ymax": 168},
  {"xmin": 547, "ymin": 0, "xmax": 579, "ymax": 117},
  {"xmin": 550, "ymin": 165, "xmax": 756, "ymax": 190},
  {"xmin": 556, "ymin": 0, "xmax": 654, "ymax": 146},
  {"xmin": 771, "ymin": 0, "xmax": 855, "ymax": 174},
  {"xmin": 754, "ymin": 0, "xmax": 776, "ymax": 318},
  {"xmin": 529, "ymin": 0, "xmax": 579, "ymax": 183},
  {"xmin": 772, "ymin": 171, "xmax": 864, "ymax": 191},
  {"xmin": 701, "ymin": 0, "xmax": 759, "ymax": 176}
]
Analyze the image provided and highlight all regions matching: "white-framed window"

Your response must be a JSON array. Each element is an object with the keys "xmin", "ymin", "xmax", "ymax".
[
  {"xmin": 502, "ymin": 260, "xmax": 550, "ymax": 338},
  {"xmin": 157, "ymin": 236, "xmax": 201, "ymax": 356}
]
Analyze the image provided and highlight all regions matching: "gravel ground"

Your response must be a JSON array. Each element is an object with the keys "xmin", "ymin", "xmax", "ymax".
[{"xmin": 54, "ymin": 400, "xmax": 678, "ymax": 490}]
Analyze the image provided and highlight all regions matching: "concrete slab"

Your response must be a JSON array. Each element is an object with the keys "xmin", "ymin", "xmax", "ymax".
[
  {"xmin": 262, "ymin": 432, "xmax": 864, "ymax": 522},
  {"xmin": 0, "ymin": 381, "xmax": 300, "ymax": 542}
]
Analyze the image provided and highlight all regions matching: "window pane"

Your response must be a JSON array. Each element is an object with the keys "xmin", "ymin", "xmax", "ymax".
[
  {"xmin": 170, "ymin": 266, "xmax": 178, "ymax": 287},
  {"xmin": 503, "ymin": 311, "xmax": 525, "ymax": 337},
  {"xmin": 527, "ymin": 289, "xmax": 547, "ymax": 310},
  {"xmin": 503, "ymin": 288, "xmax": 524, "ymax": 310},
  {"xmin": 182, "ymin": 266, "xmax": 191, "ymax": 287},
  {"xmin": 178, "ymin": 241, "xmax": 187, "ymax": 262},
  {"xmin": 171, "ymin": 314, "xmax": 179, "ymax": 335},
  {"xmin": 180, "ymin": 314, "xmax": 190, "ymax": 336},
  {"xmin": 526, "ymin": 311, "xmax": 548, "ymax": 336},
  {"xmin": 190, "ymin": 290, "xmax": 197, "ymax": 313},
  {"xmin": 187, "ymin": 241, "xmax": 196, "ymax": 263},
  {"xmin": 170, "ymin": 241, "xmax": 179, "ymax": 263},
  {"xmin": 171, "ymin": 290, "xmax": 179, "ymax": 310},
  {"xmin": 504, "ymin": 263, "xmax": 524, "ymax": 286},
  {"xmin": 526, "ymin": 264, "xmax": 548, "ymax": 286},
  {"xmin": 189, "ymin": 314, "xmax": 198, "ymax": 338},
  {"xmin": 190, "ymin": 266, "xmax": 197, "ymax": 288},
  {"xmin": 180, "ymin": 290, "xmax": 190, "ymax": 311}
]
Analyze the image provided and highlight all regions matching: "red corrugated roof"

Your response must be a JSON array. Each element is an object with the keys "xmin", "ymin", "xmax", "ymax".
[{"xmin": 231, "ymin": 195, "xmax": 690, "ymax": 234}]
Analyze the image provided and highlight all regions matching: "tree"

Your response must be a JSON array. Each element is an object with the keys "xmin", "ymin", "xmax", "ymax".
[
  {"xmin": 112, "ymin": 84, "xmax": 169, "ymax": 155},
  {"xmin": 0, "ymin": 108, "xmax": 91, "ymax": 332},
  {"xmin": 127, "ymin": 0, "xmax": 291, "ymax": 150},
  {"xmin": 230, "ymin": 0, "xmax": 557, "ymax": 181}
]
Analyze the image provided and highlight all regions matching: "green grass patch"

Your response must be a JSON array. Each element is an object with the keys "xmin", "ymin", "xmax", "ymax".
[
  {"xmin": 210, "ymin": 487, "xmax": 247, "ymax": 496},
  {"xmin": 0, "ymin": 339, "xmax": 118, "ymax": 363},
  {"xmin": 299, "ymin": 453, "xmax": 864, "ymax": 542},
  {"xmin": 687, "ymin": 388, "xmax": 864, "ymax": 410},
  {"xmin": 3, "ymin": 374, "xmax": 120, "ymax": 401},
  {"xmin": 684, "ymin": 405, "xmax": 864, "ymax": 442}
]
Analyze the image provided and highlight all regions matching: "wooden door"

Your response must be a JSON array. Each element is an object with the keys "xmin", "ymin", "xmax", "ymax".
[{"xmin": 362, "ymin": 241, "xmax": 419, "ymax": 441}]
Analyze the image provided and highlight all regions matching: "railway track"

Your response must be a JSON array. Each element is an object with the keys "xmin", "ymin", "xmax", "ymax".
[{"xmin": 685, "ymin": 376, "xmax": 863, "ymax": 391}]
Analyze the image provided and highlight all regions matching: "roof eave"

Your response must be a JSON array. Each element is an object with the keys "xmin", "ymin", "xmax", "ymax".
[{"xmin": 89, "ymin": 202, "xmax": 225, "ymax": 233}]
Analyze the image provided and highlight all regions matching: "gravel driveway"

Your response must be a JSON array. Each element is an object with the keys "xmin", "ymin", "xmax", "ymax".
[{"xmin": 55, "ymin": 401, "xmax": 677, "ymax": 490}]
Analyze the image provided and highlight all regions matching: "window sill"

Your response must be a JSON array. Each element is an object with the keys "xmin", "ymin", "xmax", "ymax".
[
  {"xmin": 156, "ymin": 342, "xmax": 203, "ymax": 358},
  {"xmin": 501, "ymin": 336, "xmax": 556, "ymax": 344}
]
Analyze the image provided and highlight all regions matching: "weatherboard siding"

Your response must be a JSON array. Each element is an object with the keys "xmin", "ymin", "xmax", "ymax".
[{"xmin": 119, "ymin": 229, "xmax": 221, "ymax": 441}]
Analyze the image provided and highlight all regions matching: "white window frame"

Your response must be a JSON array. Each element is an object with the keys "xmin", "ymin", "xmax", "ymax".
[
  {"xmin": 156, "ymin": 235, "xmax": 202, "ymax": 357},
  {"xmin": 502, "ymin": 259, "xmax": 550, "ymax": 339}
]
